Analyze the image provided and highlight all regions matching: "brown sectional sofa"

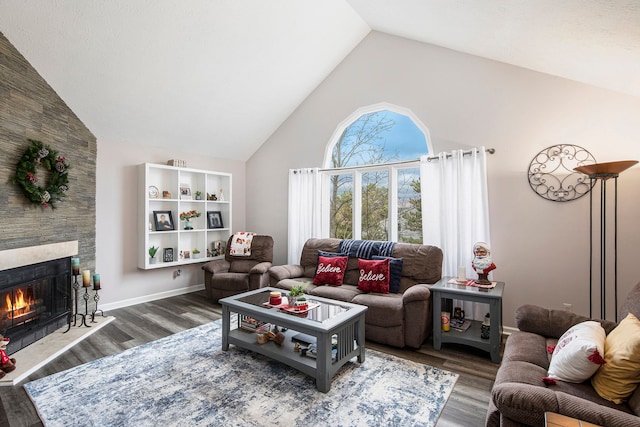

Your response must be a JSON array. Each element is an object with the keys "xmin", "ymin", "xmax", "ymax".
[
  {"xmin": 268, "ymin": 238, "xmax": 443, "ymax": 348},
  {"xmin": 486, "ymin": 281, "xmax": 640, "ymax": 427}
]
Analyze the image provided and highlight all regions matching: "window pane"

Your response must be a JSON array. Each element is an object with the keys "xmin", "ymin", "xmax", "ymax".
[
  {"xmin": 361, "ymin": 171, "xmax": 388, "ymax": 241},
  {"xmin": 398, "ymin": 168, "xmax": 422, "ymax": 243},
  {"xmin": 329, "ymin": 173, "xmax": 353, "ymax": 239}
]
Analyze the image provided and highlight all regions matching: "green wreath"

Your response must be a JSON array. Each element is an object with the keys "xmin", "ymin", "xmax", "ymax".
[{"xmin": 12, "ymin": 139, "xmax": 70, "ymax": 209}]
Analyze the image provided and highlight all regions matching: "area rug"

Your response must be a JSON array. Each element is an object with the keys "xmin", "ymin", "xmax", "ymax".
[{"xmin": 24, "ymin": 320, "xmax": 458, "ymax": 427}]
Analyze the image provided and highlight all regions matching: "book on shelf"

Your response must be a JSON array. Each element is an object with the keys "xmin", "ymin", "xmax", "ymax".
[
  {"xmin": 450, "ymin": 319, "xmax": 472, "ymax": 331},
  {"xmin": 291, "ymin": 332, "xmax": 316, "ymax": 346},
  {"xmin": 304, "ymin": 343, "xmax": 338, "ymax": 362},
  {"xmin": 239, "ymin": 316, "xmax": 268, "ymax": 331}
]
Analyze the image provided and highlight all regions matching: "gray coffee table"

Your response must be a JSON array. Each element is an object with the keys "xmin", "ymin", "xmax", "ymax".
[{"xmin": 219, "ymin": 287, "xmax": 367, "ymax": 392}]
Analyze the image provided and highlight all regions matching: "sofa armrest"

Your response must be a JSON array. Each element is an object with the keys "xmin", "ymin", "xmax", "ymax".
[
  {"xmin": 402, "ymin": 283, "xmax": 431, "ymax": 304},
  {"xmin": 493, "ymin": 382, "xmax": 640, "ymax": 427},
  {"xmin": 249, "ymin": 262, "xmax": 272, "ymax": 275},
  {"xmin": 515, "ymin": 304, "xmax": 617, "ymax": 338},
  {"xmin": 201, "ymin": 259, "xmax": 230, "ymax": 275},
  {"xmin": 269, "ymin": 265, "xmax": 305, "ymax": 281}
]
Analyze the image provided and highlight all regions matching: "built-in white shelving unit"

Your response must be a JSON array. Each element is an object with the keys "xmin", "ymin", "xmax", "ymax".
[{"xmin": 138, "ymin": 163, "xmax": 232, "ymax": 270}]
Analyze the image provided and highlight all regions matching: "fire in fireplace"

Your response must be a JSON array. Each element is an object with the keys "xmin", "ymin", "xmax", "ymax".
[{"xmin": 0, "ymin": 257, "xmax": 71, "ymax": 354}]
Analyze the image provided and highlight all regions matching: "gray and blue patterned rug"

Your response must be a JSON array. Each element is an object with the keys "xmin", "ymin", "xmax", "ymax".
[{"xmin": 24, "ymin": 320, "xmax": 458, "ymax": 426}]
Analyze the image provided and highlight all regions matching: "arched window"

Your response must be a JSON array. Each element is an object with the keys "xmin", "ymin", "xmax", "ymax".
[{"xmin": 321, "ymin": 103, "xmax": 431, "ymax": 242}]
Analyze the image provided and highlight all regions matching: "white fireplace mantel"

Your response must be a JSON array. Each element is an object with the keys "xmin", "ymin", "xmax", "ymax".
[{"xmin": 0, "ymin": 241, "xmax": 78, "ymax": 271}]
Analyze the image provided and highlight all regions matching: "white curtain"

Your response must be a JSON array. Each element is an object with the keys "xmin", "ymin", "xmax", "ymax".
[
  {"xmin": 420, "ymin": 147, "xmax": 491, "ymax": 319},
  {"xmin": 288, "ymin": 168, "xmax": 321, "ymax": 264}
]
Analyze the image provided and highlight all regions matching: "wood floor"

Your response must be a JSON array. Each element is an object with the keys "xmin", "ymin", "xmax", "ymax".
[{"xmin": 0, "ymin": 291, "xmax": 500, "ymax": 427}]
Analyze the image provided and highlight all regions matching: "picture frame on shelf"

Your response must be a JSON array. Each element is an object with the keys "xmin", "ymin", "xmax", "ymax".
[
  {"xmin": 207, "ymin": 211, "xmax": 224, "ymax": 229},
  {"xmin": 183, "ymin": 250, "xmax": 191, "ymax": 259},
  {"xmin": 163, "ymin": 248, "xmax": 174, "ymax": 263},
  {"xmin": 153, "ymin": 210, "xmax": 175, "ymax": 231},
  {"xmin": 179, "ymin": 183, "xmax": 191, "ymax": 200},
  {"xmin": 213, "ymin": 240, "xmax": 226, "ymax": 256}
]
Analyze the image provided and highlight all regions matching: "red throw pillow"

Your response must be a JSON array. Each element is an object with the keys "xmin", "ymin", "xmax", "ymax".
[
  {"xmin": 357, "ymin": 258, "xmax": 390, "ymax": 293},
  {"xmin": 313, "ymin": 256, "xmax": 348, "ymax": 286}
]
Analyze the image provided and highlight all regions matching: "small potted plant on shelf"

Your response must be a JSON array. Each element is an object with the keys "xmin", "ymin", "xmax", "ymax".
[
  {"xmin": 287, "ymin": 284, "xmax": 306, "ymax": 306},
  {"xmin": 194, "ymin": 191, "xmax": 203, "ymax": 200},
  {"xmin": 192, "ymin": 248, "xmax": 202, "ymax": 259},
  {"xmin": 149, "ymin": 245, "xmax": 159, "ymax": 264}
]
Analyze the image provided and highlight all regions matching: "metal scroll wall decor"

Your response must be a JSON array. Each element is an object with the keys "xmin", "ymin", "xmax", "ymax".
[{"xmin": 527, "ymin": 144, "xmax": 596, "ymax": 202}]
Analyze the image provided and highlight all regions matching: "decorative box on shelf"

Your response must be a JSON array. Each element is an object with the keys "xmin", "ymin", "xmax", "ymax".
[{"xmin": 167, "ymin": 159, "xmax": 187, "ymax": 167}]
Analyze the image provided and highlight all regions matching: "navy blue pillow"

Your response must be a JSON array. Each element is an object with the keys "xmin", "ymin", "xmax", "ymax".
[
  {"xmin": 317, "ymin": 250, "xmax": 347, "ymax": 259},
  {"xmin": 372, "ymin": 256, "xmax": 403, "ymax": 293}
]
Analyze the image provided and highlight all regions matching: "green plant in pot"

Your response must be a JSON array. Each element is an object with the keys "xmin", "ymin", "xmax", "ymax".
[
  {"xmin": 192, "ymin": 248, "xmax": 201, "ymax": 259},
  {"xmin": 195, "ymin": 191, "xmax": 203, "ymax": 200},
  {"xmin": 288, "ymin": 284, "xmax": 306, "ymax": 305},
  {"xmin": 148, "ymin": 245, "xmax": 159, "ymax": 264}
]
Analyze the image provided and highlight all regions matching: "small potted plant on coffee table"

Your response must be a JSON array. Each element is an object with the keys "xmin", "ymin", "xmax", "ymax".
[
  {"xmin": 288, "ymin": 284, "xmax": 306, "ymax": 306},
  {"xmin": 293, "ymin": 296, "xmax": 308, "ymax": 311}
]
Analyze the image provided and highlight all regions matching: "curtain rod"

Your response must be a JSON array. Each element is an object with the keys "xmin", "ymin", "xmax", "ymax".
[
  {"xmin": 426, "ymin": 147, "xmax": 495, "ymax": 162},
  {"xmin": 315, "ymin": 147, "xmax": 495, "ymax": 173}
]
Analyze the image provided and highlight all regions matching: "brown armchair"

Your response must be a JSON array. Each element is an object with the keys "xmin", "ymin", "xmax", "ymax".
[{"xmin": 201, "ymin": 234, "xmax": 274, "ymax": 302}]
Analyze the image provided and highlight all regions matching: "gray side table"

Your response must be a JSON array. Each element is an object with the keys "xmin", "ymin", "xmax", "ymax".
[{"xmin": 431, "ymin": 277, "xmax": 505, "ymax": 363}]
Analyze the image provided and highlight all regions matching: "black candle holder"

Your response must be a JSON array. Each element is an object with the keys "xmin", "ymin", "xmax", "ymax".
[
  {"xmin": 70, "ymin": 274, "xmax": 90, "ymax": 328},
  {"xmin": 91, "ymin": 288, "xmax": 104, "ymax": 322},
  {"xmin": 78, "ymin": 286, "xmax": 92, "ymax": 328}
]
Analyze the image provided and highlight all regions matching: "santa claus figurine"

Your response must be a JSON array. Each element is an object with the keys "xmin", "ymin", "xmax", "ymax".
[
  {"xmin": 0, "ymin": 336, "xmax": 15, "ymax": 379},
  {"xmin": 472, "ymin": 242, "xmax": 496, "ymax": 285}
]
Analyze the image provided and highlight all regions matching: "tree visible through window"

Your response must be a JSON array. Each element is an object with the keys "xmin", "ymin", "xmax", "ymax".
[{"xmin": 325, "ymin": 107, "xmax": 430, "ymax": 243}]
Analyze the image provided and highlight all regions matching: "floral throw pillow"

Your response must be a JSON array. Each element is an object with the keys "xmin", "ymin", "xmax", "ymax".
[
  {"xmin": 313, "ymin": 256, "xmax": 348, "ymax": 286},
  {"xmin": 357, "ymin": 258, "xmax": 390, "ymax": 293}
]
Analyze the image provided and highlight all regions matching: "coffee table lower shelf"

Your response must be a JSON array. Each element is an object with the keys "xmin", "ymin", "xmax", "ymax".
[{"xmin": 226, "ymin": 323, "xmax": 362, "ymax": 393}]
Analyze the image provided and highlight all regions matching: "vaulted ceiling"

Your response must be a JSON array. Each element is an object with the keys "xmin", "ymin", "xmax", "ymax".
[{"xmin": 1, "ymin": 1, "xmax": 638, "ymax": 161}]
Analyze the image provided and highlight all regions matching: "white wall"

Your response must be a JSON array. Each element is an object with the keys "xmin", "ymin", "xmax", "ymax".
[
  {"xmin": 246, "ymin": 31, "xmax": 640, "ymax": 328},
  {"xmin": 96, "ymin": 140, "xmax": 246, "ymax": 309}
]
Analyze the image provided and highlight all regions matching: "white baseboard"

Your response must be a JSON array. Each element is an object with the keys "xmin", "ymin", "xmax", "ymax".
[
  {"xmin": 503, "ymin": 325, "xmax": 517, "ymax": 336},
  {"xmin": 100, "ymin": 284, "xmax": 205, "ymax": 312}
]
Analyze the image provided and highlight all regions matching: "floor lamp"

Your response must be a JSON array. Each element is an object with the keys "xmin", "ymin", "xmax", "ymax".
[{"xmin": 574, "ymin": 160, "xmax": 637, "ymax": 321}]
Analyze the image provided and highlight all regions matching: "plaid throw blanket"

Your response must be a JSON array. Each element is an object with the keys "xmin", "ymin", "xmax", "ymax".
[{"xmin": 338, "ymin": 239, "xmax": 396, "ymax": 259}]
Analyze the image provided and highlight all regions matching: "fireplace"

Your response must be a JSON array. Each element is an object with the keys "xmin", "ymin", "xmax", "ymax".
[{"xmin": 0, "ymin": 257, "xmax": 71, "ymax": 355}]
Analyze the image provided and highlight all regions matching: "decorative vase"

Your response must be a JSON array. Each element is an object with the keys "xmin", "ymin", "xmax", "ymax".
[
  {"xmin": 184, "ymin": 220, "xmax": 193, "ymax": 230},
  {"xmin": 149, "ymin": 257, "xmax": 157, "ymax": 264},
  {"xmin": 288, "ymin": 295, "xmax": 298, "ymax": 306}
]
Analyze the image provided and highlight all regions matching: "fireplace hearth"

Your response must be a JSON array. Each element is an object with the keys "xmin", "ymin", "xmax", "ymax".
[{"xmin": 0, "ymin": 257, "xmax": 71, "ymax": 354}]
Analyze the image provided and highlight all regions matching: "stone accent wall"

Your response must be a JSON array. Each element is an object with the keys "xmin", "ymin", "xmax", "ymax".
[{"xmin": 0, "ymin": 32, "xmax": 96, "ymax": 271}]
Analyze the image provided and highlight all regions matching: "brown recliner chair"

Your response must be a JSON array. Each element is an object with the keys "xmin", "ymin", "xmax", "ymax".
[{"xmin": 201, "ymin": 234, "xmax": 274, "ymax": 302}]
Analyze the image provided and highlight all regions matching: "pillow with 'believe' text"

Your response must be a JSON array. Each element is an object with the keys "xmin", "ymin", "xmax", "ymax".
[
  {"xmin": 313, "ymin": 255, "xmax": 348, "ymax": 286},
  {"xmin": 357, "ymin": 258, "xmax": 390, "ymax": 293}
]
